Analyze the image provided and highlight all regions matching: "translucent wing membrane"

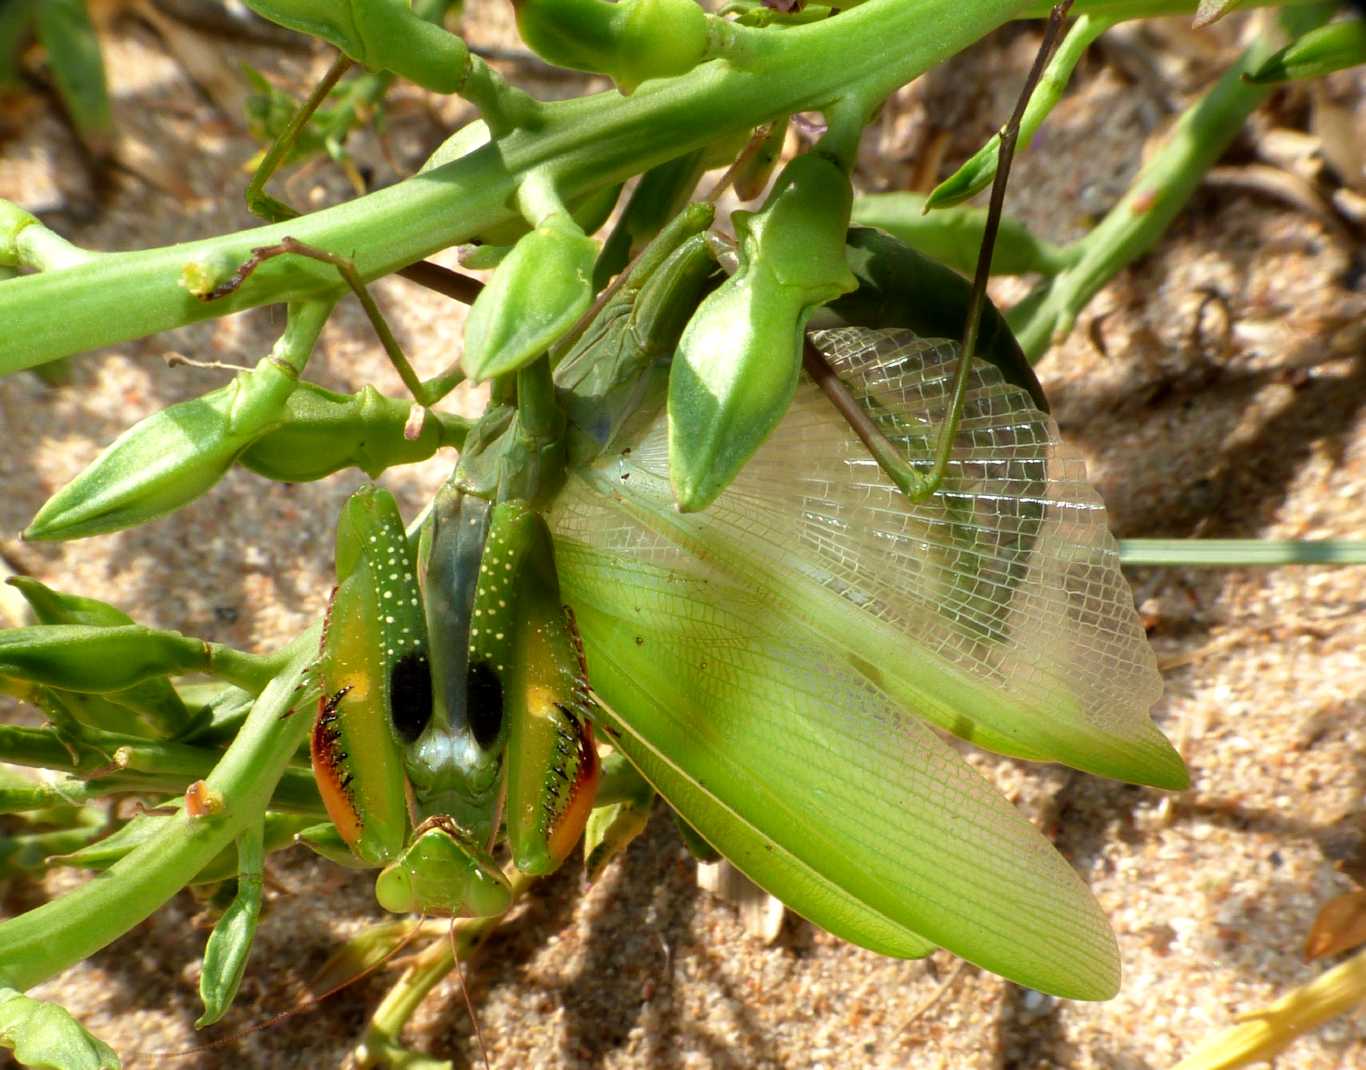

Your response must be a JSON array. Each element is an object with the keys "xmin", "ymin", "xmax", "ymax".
[
  {"xmin": 565, "ymin": 327, "xmax": 1184, "ymax": 788},
  {"xmin": 545, "ymin": 326, "xmax": 1186, "ymax": 996}
]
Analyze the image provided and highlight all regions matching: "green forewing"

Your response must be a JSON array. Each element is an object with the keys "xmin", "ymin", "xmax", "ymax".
[{"xmin": 547, "ymin": 327, "xmax": 1186, "ymax": 997}]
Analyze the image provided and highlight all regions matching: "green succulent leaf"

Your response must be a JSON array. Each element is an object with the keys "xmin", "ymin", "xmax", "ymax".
[
  {"xmin": 0, "ymin": 989, "xmax": 119, "ymax": 1070},
  {"xmin": 196, "ymin": 824, "xmax": 264, "ymax": 1028},
  {"xmin": 461, "ymin": 215, "xmax": 598, "ymax": 382}
]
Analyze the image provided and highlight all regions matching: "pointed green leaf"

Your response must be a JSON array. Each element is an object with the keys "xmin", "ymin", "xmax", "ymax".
[{"xmin": 197, "ymin": 824, "xmax": 264, "ymax": 1027}]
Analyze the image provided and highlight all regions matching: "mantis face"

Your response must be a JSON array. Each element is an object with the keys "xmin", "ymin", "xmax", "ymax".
[{"xmin": 311, "ymin": 485, "xmax": 599, "ymax": 917}]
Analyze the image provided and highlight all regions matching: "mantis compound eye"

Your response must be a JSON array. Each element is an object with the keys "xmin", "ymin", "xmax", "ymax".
[
  {"xmin": 466, "ymin": 659, "xmax": 504, "ymax": 748},
  {"xmin": 389, "ymin": 650, "xmax": 433, "ymax": 744}
]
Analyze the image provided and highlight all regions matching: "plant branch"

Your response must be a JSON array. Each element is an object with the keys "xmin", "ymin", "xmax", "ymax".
[
  {"xmin": 0, "ymin": 627, "xmax": 320, "ymax": 991},
  {"xmin": 0, "ymin": 0, "xmax": 1031, "ymax": 376}
]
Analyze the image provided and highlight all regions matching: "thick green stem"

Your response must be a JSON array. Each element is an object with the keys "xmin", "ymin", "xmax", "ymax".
[
  {"xmin": 0, "ymin": 0, "xmax": 1029, "ymax": 376},
  {"xmin": 0, "ymin": 628, "xmax": 319, "ymax": 991}
]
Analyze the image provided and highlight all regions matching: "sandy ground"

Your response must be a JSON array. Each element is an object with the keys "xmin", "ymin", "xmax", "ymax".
[{"xmin": 1, "ymin": 4, "xmax": 1364, "ymax": 1069}]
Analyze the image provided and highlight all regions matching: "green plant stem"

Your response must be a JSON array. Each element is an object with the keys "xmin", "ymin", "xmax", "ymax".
[
  {"xmin": 1007, "ymin": 6, "xmax": 1333, "ymax": 358},
  {"xmin": 0, "ymin": 627, "xmax": 319, "ymax": 991},
  {"xmin": 1119, "ymin": 539, "xmax": 1366, "ymax": 567},
  {"xmin": 246, "ymin": 52, "xmax": 353, "ymax": 224},
  {"xmin": 0, "ymin": 0, "xmax": 1031, "ymax": 376},
  {"xmin": 1017, "ymin": 0, "xmax": 1313, "ymax": 15},
  {"xmin": 0, "ymin": 724, "xmax": 323, "ymax": 812},
  {"xmin": 0, "ymin": 202, "xmax": 97, "ymax": 273}
]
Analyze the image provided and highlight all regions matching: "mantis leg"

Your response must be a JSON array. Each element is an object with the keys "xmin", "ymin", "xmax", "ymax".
[
  {"xmin": 240, "ymin": 14, "xmax": 483, "ymax": 309},
  {"xmin": 204, "ymin": 237, "xmax": 472, "ymax": 408}
]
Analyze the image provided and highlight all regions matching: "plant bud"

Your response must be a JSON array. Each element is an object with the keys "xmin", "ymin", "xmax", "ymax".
[
  {"xmin": 669, "ymin": 153, "xmax": 856, "ymax": 512},
  {"xmin": 25, "ymin": 359, "xmax": 297, "ymax": 541},
  {"xmin": 514, "ymin": 0, "xmax": 708, "ymax": 94},
  {"xmin": 461, "ymin": 213, "xmax": 597, "ymax": 382},
  {"xmin": 0, "ymin": 625, "xmax": 209, "ymax": 694}
]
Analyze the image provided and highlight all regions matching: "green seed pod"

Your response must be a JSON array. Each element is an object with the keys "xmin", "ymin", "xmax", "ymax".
[
  {"xmin": 0, "ymin": 625, "xmax": 209, "ymax": 694},
  {"xmin": 612, "ymin": 0, "xmax": 711, "ymax": 93},
  {"xmin": 514, "ymin": 0, "xmax": 709, "ymax": 94},
  {"xmin": 237, "ymin": 383, "xmax": 469, "ymax": 483},
  {"xmin": 461, "ymin": 213, "xmax": 598, "ymax": 383},
  {"xmin": 669, "ymin": 153, "xmax": 856, "ymax": 512},
  {"xmin": 25, "ymin": 358, "xmax": 298, "ymax": 541},
  {"xmin": 1246, "ymin": 19, "xmax": 1366, "ymax": 84},
  {"xmin": 7, "ymin": 577, "xmax": 189, "ymax": 736}
]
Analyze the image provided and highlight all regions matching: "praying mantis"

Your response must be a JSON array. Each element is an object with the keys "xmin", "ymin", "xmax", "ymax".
[
  {"xmin": 271, "ymin": 191, "xmax": 1184, "ymax": 1004},
  {"xmin": 0, "ymin": 1, "xmax": 1202, "ymax": 1060}
]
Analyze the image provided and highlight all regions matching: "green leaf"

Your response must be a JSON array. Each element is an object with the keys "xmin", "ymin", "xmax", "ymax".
[
  {"xmin": 0, "ymin": 988, "xmax": 119, "ymax": 1070},
  {"xmin": 1245, "ymin": 19, "xmax": 1366, "ymax": 84},
  {"xmin": 196, "ymin": 824, "xmax": 264, "ymax": 1027},
  {"xmin": 34, "ymin": 0, "xmax": 112, "ymax": 147}
]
